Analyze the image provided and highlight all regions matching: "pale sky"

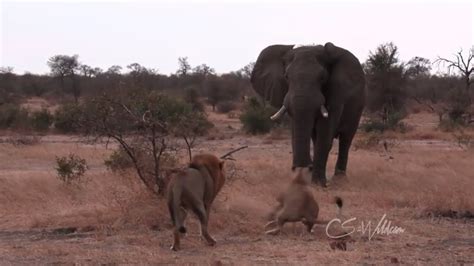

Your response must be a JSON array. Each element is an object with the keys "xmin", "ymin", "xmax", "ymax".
[{"xmin": 1, "ymin": 0, "xmax": 473, "ymax": 75}]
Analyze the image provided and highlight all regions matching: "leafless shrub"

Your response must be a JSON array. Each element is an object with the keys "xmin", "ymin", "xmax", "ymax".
[
  {"xmin": 452, "ymin": 130, "xmax": 473, "ymax": 150},
  {"xmin": 4, "ymin": 135, "xmax": 41, "ymax": 146},
  {"xmin": 78, "ymin": 91, "xmax": 211, "ymax": 195}
]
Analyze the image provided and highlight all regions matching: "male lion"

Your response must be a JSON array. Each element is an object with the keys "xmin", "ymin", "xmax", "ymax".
[
  {"xmin": 265, "ymin": 167, "xmax": 343, "ymax": 235},
  {"xmin": 166, "ymin": 154, "xmax": 225, "ymax": 251}
]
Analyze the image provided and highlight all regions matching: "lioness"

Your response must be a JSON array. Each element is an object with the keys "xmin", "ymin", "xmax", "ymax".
[
  {"xmin": 265, "ymin": 167, "xmax": 343, "ymax": 235},
  {"xmin": 166, "ymin": 154, "xmax": 225, "ymax": 251}
]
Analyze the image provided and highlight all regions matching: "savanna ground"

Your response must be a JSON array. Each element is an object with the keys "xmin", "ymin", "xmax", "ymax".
[{"xmin": 0, "ymin": 101, "xmax": 473, "ymax": 265}]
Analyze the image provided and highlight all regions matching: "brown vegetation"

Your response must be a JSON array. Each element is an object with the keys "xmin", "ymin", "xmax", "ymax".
[
  {"xmin": 0, "ymin": 108, "xmax": 473, "ymax": 264},
  {"xmin": 0, "ymin": 42, "xmax": 473, "ymax": 264}
]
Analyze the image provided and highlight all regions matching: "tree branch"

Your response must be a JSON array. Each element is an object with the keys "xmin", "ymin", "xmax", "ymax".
[{"xmin": 220, "ymin": 146, "xmax": 248, "ymax": 160}]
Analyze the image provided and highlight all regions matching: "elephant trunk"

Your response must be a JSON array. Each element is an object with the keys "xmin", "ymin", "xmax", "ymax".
[{"xmin": 291, "ymin": 97, "xmax": 316, "ymax": 167}]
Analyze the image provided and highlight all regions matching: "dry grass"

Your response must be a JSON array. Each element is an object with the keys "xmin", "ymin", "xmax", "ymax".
[
  {"xmin": 0, "ymin": 111, "xmax": 473, "ymax": 264},
  {"xmin": 20, "ymin": 97, "xmax": 53, "ymax": 112}
]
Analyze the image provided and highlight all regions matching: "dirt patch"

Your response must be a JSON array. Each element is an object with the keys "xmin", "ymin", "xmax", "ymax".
[{"xmin": 0, "ymin": 111, "xmax": 473, "ymax": 264}]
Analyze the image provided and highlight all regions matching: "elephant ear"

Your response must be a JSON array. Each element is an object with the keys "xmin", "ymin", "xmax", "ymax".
[
  {"xmin": 323, "ymin": 42, "xmax": 346, "ymax": 63},
  {"xmin": 251, "ymin": 45, "xmax": 294, "ymax": 108},
  {"xmin": 323, "ymin": 42, "xmax": 365, "ymax": 97}
]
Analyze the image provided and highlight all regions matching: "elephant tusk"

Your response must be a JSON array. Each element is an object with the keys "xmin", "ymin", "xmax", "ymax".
[
  {"xmin": 270, "ymin": 106, "xmax": 287, "ymax": 121},
  {"xmin": 321, "ymin": 105, "xmax": 329, "ymax": 118}
]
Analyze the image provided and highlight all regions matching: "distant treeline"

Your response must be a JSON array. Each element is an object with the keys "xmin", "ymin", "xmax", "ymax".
[
  {"xmin": 0, "ymin": 56, "xmax": 255, "ymax": 108},
  {"xmin": 1, "ymin": 43, "xmax": 472, "ymax": 131}
]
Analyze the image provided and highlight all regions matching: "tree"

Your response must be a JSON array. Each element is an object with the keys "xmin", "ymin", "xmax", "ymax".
[
  {"xmin": 79, "ymin": 64, "xmax": 94, "ymax": 78},
  {"xmin": 435, "ymin": 47, "xmax": 474, "ymax": 124},
  {"xmin": 127, "ymin": 63, "xmax": 147, "ymax": 75},
  {"xmin": 364, "ymin": 43, "xmax": 407, "ymax": 130},
  {"xmin": 365, "ymin": 43, "xmax": 406, "ymax": 112},
  {"xmin": 91, "ymin": 67, "xmax": 103, "ymax": 77},
  {"xmin": 435, "ymin": 47, "xmax": 473, "ymax": 94},
  {"xmin": 47, "ymin": 55, "xmax": 80, "ymax": 102},
  {"xmin": 0, "ymin": 67, "xmax": 17, "ymax": 101},
  {"xmin": 405, "ymin": 57, "xmax": 431, "ymax": 78},
  {"xmin": 106, "ymin": 65, "xmax": 122, "ymax": 75},
  {"xmin": 365, "ymin": 42, "xmax": 399, "ymax": 74},
  {"xmin": 184, "ymin": 87, "xmax": 204, "ymax": 111},
  {"xmin": 193, "ymin": 64, "xmax": 215, "ymax": 76},
  {"xmin": 127, "ymin": 63, "xmax": 159, "ymax": 90},
  {"xmin": 79, "ymin": 91, "xmax": 211, "ymax": 194},
  {"xmin": 239, "ymin": 62, "xmax": 255, "ymax": 79},
  {"xmin": 205, "ymin": 77, "xmax": 222, "ymax": 111},
  {"xmin": 0, "ymin": 66, "xmax": 14, "ymax": 74},
  {"xmin": 177, "ymin": 57, "xmax": 191, "ymax": 76}
]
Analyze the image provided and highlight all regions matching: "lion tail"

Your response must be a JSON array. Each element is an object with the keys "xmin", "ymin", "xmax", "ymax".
[{"xmin": 167, "ymin": 184, "xmax": 187, "ymax": 234}]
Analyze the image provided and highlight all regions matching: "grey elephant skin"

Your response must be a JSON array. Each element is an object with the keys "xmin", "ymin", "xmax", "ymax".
[{"xmin": 250, "ymin": 42, "xmax": 366, "ymax": 186}]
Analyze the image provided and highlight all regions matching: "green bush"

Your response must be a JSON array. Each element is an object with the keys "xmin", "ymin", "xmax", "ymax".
[
  {"xmin": 104, "ymin": 146, "xmax": 178, "ymax": 175},
  {"xmin": 104, "ymin": 148, "xmax": 134, "ymax": 172},
  {"xmin": 361, "ymin": 119, "xmax": 386, "ymax": 133},
  {"xmin": 361, "ymin": 110, "xmax": 407, "ymax": 133},
  {"xmin": 447, "ymin": 89, "xmax": 470, "ymax": 122},
  {"xmin": 30, "ymin": 109, "xmax": 53, "ymax": 132},
  {"xmin": 385, "ymin": 111, "xmax": 405, "ymax": 129},
  {"xmin": 54, "ymin": 104, "xmax": 82, "ymax": 133},
  {"xmin": 439, "ymin": 119, "xmax": 462, "ymax": 132},
  {"xmin": 183, "ymin": 87, "xmax": 205, "ymax": 112},
  {"xmin": 55, "ymin": 154, "xmax": 89, "ymax": 184},
  {"xmin": 0, "ymin": 104, "xmax": 19, "ymax": 128},
  {"xmin": 240, "ymin": 98, "xmax": 275, "ymax": 134},
  {"xmin": 0, "ymin": 103, "xmax": 29, "ymax": 130}
]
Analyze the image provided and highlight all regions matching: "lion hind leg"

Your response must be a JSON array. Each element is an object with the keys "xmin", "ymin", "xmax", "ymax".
[
  {"xmin": 192, "ymin": 201, "xmax": 216, "ymax": 246},
  {"xmin": 171, "ymin": 228, "xmax": 181, "ymax": 251}
]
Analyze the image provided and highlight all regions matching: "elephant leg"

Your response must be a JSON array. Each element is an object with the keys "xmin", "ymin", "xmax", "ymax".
[
  {"xmin": 335, "ymin": 106, "xmax": 363, "ymax": 177},
  {"xmin": 291, "ymin": 118, "xmax": 297, "ymax": 167},
  {"xmin": 310, "ymin": 126, "xmax": 317, "ymax": 162},
  {"xmin": 312, "ymin": 133, "xmax": 333, "ymax": 187},
  {"xmin": 335, "ymin": 133, "xmax": 354, "ymax": 176}
]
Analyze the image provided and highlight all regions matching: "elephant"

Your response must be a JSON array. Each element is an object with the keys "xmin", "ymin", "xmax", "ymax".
[{"xmin": 250, "ymin": 42, "xmax": 366, "ymax": 187}]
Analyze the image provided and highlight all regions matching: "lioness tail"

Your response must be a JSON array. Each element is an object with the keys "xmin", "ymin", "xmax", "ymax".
[{"xmin": 335, "ymin": 196, "xmax": 343, "ymax": 216}]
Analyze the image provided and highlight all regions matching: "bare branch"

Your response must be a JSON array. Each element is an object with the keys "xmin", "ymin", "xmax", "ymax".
[
  {"xmin": 183, "ymin": 136, "xmax": 192, "ymax": 162},
  {"xmin": 120, "ymin": 103, "xmax": 137, "ymax": 119},
  {"xmin": 220, "ymin": 146, "xmax": 248, "ymax": 160},
  {"xmin": 142, "ymin": 110, "xmax": 151, "ymax": 123}
]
